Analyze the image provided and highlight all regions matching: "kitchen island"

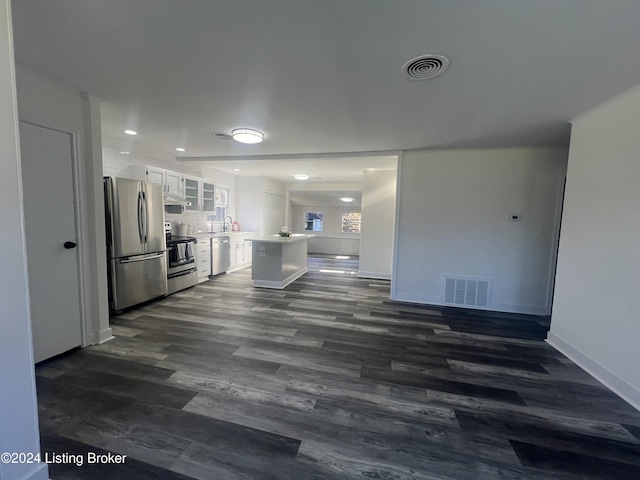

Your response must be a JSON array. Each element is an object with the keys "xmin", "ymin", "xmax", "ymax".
[{"xmin": 250, "ymin": 234, "xmax": 308, "ymax": 288}]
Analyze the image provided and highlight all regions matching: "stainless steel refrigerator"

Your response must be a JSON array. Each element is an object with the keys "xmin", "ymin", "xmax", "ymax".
[{"xmin": 104, "ymin": 176, "xmax": 167, "ymax": 312}]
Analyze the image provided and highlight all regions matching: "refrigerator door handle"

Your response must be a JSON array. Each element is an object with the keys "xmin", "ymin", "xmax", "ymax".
[
  {"xmin": 119, "ymin": 252, "xmax": 165, "ymax": 264},
  {"xmin": 137, "ymin": 191, "xmax": 144, "ymax": 243},
  {"xmin": 141, "ymin": 190, "xmax": 148, "ymax": 244}
]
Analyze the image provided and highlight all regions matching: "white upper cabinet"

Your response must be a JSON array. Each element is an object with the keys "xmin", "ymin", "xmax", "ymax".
[
  {"xmin": 183, "ymin": 177, "xmax": 218, "ymax": 213},
  {"xmin": 129, "ymin": 165, "xmax": 184, "ymax": 198},
  {"xmin": 165, "ymin": 170, "xmax": 184, "ymax": 197},
  {"xmin": 183, "ymin": 175, "xmax": 200, "ymax": 212},
  {"xmin": 202, "ymin": 181, "xmax": 215, "ymax": 213},
  {"xmin": 144, "ymin": 165, "xmax": 165, "ymax": 186}
]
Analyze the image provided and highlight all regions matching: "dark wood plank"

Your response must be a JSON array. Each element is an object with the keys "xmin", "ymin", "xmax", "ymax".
[{"xmin": 34, "ymin": 254, "xmax": 640, "ymax": 479}]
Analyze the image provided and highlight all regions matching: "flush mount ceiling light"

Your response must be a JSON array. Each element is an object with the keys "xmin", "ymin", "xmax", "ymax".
[
  {"xmin": 401, "ymin": 54, "xmax": 449, "ymax": 80},
  {"xmin": 293, "ymin": 174, "xmax": 310, "ymax": 181},
  {"xmin": 233, "ymin": 168, "xmax": 240, "ymax": 172},
  {"xmin": 340, "ymin": 197, "xmax": 354, "ymax": 202},
  {"xmin": 175, "ymin": 147, "xmax": 186, "ymax": 152},
  {"xmin": 231, "ymin": 128, "xmax": 264, "ymax": 144},
  {"xmin": 124, "ymin": 129, "xmax": 138, "ymax": 136}
]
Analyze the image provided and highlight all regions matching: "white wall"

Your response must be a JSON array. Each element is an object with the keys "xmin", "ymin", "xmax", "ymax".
[
  {"xmin": 235, "ymin": 176, "xmax": 265, "ymax": 234},
  {"xmin": 359, "ymin": 169, "xmax": 396, "ymax": 279},
  {"xmin": 263, "ymin": 179, "xmax": 287, "ymax": 236},
  {"xmin": 393, "ymin": 148, "xmax": 567, "ymax": 315},
  {"xmin": 16, "ymin": 67, "xmax": 112, "ymax": 346},
  {"xmin": 264, "ymin": 192, "xmax": 286, "ymax": 237},
  {"xmin": 548, "ymin": 85, "xmax": 640, "ymax": 410},
  {"xmin": 0, "ymin": 2, "xmax": 48, "ymax": 478},
  {"xmin": 235, "ymin": 176, "xmax": 286, "ymax": 236}
]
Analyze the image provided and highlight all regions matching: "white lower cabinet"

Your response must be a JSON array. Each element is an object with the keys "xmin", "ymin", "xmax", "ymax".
[
  {"xmin": 228, "ymin": 233, "xmax": 256, "ymax": 272},
  {"xmin": 196, "ymin": 239, "xmax": 211, "ymax": 282}
]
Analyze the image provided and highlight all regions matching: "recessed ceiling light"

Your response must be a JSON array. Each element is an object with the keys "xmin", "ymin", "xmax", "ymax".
[
  {"xmin": 293, "ymin": 174, "xmax": 310, "ymax": 181},
  {"xmin": 340, "ymin": 197, "xmax": 354, "ymax": 202},
  {"xmin": 119, "ymin": 151, "xmax": 130, "ymax": 155},
  {"xmin": 175, "ymin": 147, "xmax": 186, "ymax": 152},
  {"xmin": 233, "ymin": 168, "xmax": 240, "ymax": 172},
  {"xmin": 231, "ymin": 128, "xmax": 264, "ymax": 144},
  {"xmin": 124, "ymin": 129, "xmax": 138, "ymax": 136}
]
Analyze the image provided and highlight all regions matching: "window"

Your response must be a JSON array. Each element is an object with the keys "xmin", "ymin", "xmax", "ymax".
[
  {"xmin": 305, "ymin": 212, "xmax": 323, "ymax": 231},
  {"xmin": 341, "ymin": 212, "xmax": 361, "ymax": 233},
  {"xmin": 212, "ymin": 186, "xmax": 229, "ymax": 222}
]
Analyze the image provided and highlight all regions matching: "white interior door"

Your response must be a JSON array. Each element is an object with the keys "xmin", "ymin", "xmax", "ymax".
[{"xmin": 19, "ymin": 121, "xmax": 82, "ymax": 363}]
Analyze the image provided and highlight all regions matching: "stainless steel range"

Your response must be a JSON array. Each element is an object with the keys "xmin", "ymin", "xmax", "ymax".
[{"xmin": 164, "ymin": 222, "xmax": 198, "ymax": 294}]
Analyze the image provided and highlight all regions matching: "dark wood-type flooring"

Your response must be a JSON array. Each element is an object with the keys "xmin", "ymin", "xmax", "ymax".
[{"xmin": 36, "ymin": 255, "xmax": 640, "ymax": 479}]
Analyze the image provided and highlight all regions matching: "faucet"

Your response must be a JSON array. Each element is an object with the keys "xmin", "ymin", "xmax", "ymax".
[{"xmin": 223, "ymin": 215, "xmax": 233, "ymax": 232}]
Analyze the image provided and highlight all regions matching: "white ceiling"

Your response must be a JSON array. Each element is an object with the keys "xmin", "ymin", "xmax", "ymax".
[
  {"xmin": 188, "ymin": 154, "xmax": 398, "ymax": 184},
  {"xmin": 10, "ymin": 1, "xmax": 640, "ymax": 182},
  {"xmin": 289, "ymin": 191, "xmax": 362, "ymax": 208}
]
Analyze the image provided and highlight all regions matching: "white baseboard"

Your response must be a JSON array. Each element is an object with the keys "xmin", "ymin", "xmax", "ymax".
[
  {"xmin": 357, "ymin": 271, "xmax": 391, "ymax": 280},
  {"xmin": 490, "ymin": 302, "xmax": 549, "ymax": 316},
  {"xmin": 389, "ymin": 292, "xmax": 547, "ymax": 315},
  {"xmin": 546, "ymin": 331, "xmax": 640, "ymax": 412},
  {"xmin": 390, "ymin": 292, "xmax": 442, "ymax": 305},
  {"xmin": 88, "ymin": 327, "xmax": 113, "ymax": 345},
  {"xmin": 252, "ymin": 267, "xmax": 308, "ymax": 289}
]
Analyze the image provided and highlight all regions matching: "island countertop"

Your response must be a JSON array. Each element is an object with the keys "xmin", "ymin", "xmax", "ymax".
[{"xmin": 250, "ymin": 234, "xmax": 309, "ymax": 244}]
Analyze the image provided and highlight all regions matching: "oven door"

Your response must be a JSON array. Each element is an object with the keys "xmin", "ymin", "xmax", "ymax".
[
  {"xmin": 167, "ymin": 240, "xmax": 196, "ymax": 272},
  {"xmin": 167, "ymin": 267, "xmax": 198, "ymax": 295}
]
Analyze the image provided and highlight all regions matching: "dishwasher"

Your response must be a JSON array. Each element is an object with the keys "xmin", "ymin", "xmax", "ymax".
[{"xmin": 211, "ymin": 236, "xmax": 231, "ymax": 275}]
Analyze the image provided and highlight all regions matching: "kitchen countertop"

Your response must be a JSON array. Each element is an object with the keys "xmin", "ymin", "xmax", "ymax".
[
  {"xmin": 194, "ymin": 231, "xmax": 256, "ymax": 238},
  {"xmin": 252, "ymin": 234, "xmax": 309, "ymax": 244}
]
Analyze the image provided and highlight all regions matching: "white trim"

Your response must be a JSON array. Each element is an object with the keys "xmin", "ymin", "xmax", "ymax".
[
  {"xmin": 546, "ymin": 174, "xmax": 566, "ymax": 315},
  {"xmin": 546, "ymin": 332, "xmax": 640, "ymax": 411},
  {"xmin": 70, "ymin": 126, "xmax": 90, "ymax": 347},
  {"xmin": 390, "ymin": 291, "xmax": 548, "ymax": 315},
  {"xmin": 489, "ymin": 302, "xmax": 549, "ymax": 316},
  {"xmin": 89, "ymin": 329, "xmax": 114, "ymax": 345},
  {"xmin": 252, "ymin": 266, "xmax": 308, "ymax": 289},
  {"xmin": 390, "ymin": 152, "xmax": 404, "ymax": 301},
  {"xmin": 357, "ymin": 271, "xmax": 391, "ymax": 280},
  {"xmin": 390, "ymin": 292, "xmax": 442, "ymax": 305}
]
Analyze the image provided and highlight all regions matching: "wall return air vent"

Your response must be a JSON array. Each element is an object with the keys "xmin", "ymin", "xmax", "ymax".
[{"xmin": 443, "ymin": 276, "xmax": 491, "ymax": 308}]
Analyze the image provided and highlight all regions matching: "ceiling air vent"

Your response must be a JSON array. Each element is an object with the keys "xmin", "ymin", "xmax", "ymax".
[
  {"xmin": 213, "ymin": 133, "xmax": 233, "ymax": 140},
  {"xmin": 401, "ymin": 54, "xmax": 449, "ymax": 80}
]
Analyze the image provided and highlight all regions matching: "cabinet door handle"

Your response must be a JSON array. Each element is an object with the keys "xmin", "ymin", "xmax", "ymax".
[{"xmin": 64, "ymin": 241, "xmax": 77, "ymax": 249}]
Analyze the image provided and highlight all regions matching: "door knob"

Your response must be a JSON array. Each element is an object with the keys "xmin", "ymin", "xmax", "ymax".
[{"xmin": 63, "ymin": 241, "xmax": 77, "ymax": 249}]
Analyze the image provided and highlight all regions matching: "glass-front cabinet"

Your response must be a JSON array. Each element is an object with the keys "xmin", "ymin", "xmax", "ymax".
[
  {"xmin": 202, "ymin": 181, "xmax": 215, "ymax": 213},
  {"xmin": 184, "ymin": 176, "xmax": 200, "ymax": 212}
]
